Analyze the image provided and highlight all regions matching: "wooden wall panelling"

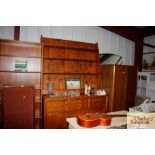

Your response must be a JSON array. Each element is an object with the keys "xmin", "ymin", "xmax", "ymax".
[
  {"xmin": 60, "ymin": 60, "xmax": 65, "ymax": 73},
  {"xmin": 43, "ymin": 74, "xmax": 60, "ymax": 91}
]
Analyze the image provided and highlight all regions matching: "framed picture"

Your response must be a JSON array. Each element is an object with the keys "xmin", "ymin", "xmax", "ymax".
[
  {"xmin": 65, "ymin": 79, "xmax": 81, "ymax": 89},
  {"xmin": 143, "ymin": 52, "xmax": 155, "ymax": 71}
]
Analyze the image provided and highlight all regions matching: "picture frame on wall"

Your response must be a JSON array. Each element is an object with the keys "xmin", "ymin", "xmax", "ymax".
[
  {"xmin": 65, "ymin": 79, "xmax": 81, "ymax": 89},
  {"xmin": 143, "ymin": 52, "xmax": 155, "ymax": 71}
]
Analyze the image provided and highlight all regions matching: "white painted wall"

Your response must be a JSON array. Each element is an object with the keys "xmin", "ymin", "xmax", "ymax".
[
  {"xmin": 0, "ymin": 26, "xmax": 135, "ymax": 65},
  {"xmin": 144, "ymin": 35, "xmax": 155, "ymax": 53},
  {"xmin": 0, "ymin": 26, "xmax": 14, "ymax": 40}
]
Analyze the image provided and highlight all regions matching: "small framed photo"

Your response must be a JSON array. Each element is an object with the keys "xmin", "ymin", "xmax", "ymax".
[{"xmin": 65, "ymin": 79, "xmax": 81, "ymax": 89}]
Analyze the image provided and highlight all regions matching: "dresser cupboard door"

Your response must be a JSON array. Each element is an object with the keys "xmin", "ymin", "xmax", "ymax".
[
  {"xmin": 90, "ymin": 97, "xmax": 107, "ymax": 113},
  {"xmin": 46, "ymin": 112, "xmax": 68, "ymax": 129},
  {"xmin": 2, "ymin": 86, "xmax": 34, "ymax": 129},
  {"xmin": 66, "ymin": 99, "xmax": 89, "ymax": 118}
]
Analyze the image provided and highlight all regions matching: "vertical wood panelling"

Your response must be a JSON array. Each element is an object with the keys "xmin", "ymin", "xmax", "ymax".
[
  {"xmin": 60, "ymin": 26, "xmax": 72, "ymax": 40},
  {"xmin": 72, "ymin": 26, "xmax": 86, "ymax": 42},
  {"xmin": 50, "ymin": 26, "xmax": 62, "ymax": 39},
  {"xmin": 20, "ymin": 26, "xmax": 39, "ymax": 42},
  {"xmin": 20, "ymin": 26, "xmax": 28, "ymax": 41},
  {"xmin": 39, "ymin": 26, "xmax": 51, "ymax": 38},
  {"xmin": 130, "ymin": 42, "xmax": 134, "ymax": 65},
  {"xmin": 0, "ymin": 26, "xmax": 14, "ymax": 40},
  {"xmin": 98, "ymin": 27, "xmax": 104, "ymax": 54},
  {"xmin": 102, "ymin": 28, "xmax": 111, "ymax": 53},
  {"xmin": 83, "ymin": 26, "xmax": 93, "ymax": 43},
  {"xmin": 72, "ymin": 26, "xmax": 93, "ymax": 43},
  {"xmin": 19, "ymin": 26, "xmax": 134, "ymax": 65},
  {"xmin": 131, "ymin": 42, "xmax": 135, "ymax": 65},
  {"xmin": 110, "ymin": 32, "xmax": 118, "ymax": 54},
  {"xmin": 118, "ymin": 36, "xmax": 125, "ymax": 63},
  {"xmin": 27, "ymin": 26, "xmax": 40, "ymax": 42},
  {"xmin": 125, "ymin": 39, "xmax": 131, "ymax": 65},
  {"xmin": 93, "ymin": 27, "xmax": 104, "ymax": 53}
]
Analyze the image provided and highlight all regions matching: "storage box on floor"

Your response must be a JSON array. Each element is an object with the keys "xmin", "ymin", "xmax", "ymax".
[{"xmin": 129, "ymin": 102, "xmax": 155, "ymax": 113}]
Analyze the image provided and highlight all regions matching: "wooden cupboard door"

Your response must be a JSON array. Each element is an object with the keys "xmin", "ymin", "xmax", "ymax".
[
  {"xmin": 2, "ymin": 86, "xmax": 34, "ymax": 129},
  {"xmin": 126, "ymin": 67, "xmax": 138, "ymax": 109},
  {"xmin": 90, "ymin": 96, "xmax": 107, "ymax": 113},
  {"xmin": 100, "ymin": 65, "xmax": 115, "ymax": 112},
  {"xmin": 46, "ymin": 113, "xmax": 68, "ymax": 129},
  {"xmin": 114, "ymin": 66, "xmax": 128, "ymax": 111}
]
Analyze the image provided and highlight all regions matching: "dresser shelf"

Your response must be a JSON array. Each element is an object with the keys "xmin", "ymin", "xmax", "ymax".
[{"xmin": 41, "ymin": 37, "xmax": 101, "ymax": 92}]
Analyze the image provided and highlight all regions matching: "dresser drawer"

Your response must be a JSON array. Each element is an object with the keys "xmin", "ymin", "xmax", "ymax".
[
  {"xmin": 46, "ymin": 101, "xmax": 65, "ymax": 113},
  {"xmin": 65, "ymin": 99, "xmax": 89, "ymax": 111}
]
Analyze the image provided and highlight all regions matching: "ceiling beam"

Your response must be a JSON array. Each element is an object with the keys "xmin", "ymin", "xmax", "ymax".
[
  {"xmin": 143, "ymin": 26, "xmax": 155, "ymax": 37},
  {"xmin": 134, "ymin": 30, "xmax": 144, "ymax": 71},
  {"xmin": 14, "ymin": 26, "xmax": 20, "ymax": 40},
  {"xmin": 100, "ymin": 26, "xmax": 142, "ymax": 41}
]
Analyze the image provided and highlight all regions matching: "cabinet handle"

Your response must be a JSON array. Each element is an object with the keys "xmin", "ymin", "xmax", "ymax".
[{"xmin": 22, "ymin": 96, "xmax": 26, "ymax": 99}]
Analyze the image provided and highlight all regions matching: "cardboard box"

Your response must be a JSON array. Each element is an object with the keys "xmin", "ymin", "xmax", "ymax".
[{"xmin": 129, "ymin": 106, "xmax": 143, "ymax": 113}]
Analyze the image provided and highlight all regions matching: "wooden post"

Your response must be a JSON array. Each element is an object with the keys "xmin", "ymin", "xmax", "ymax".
[
  {"xmin": 14, "ymin": 26, "xmax": 20, "ymax": 40},
  {"xmin": 134, "ymin": 30, "xmax": 144, "ymax": 71}
]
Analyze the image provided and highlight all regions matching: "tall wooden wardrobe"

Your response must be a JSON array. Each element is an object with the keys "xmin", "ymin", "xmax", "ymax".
[{"xmin": 101, "ymin": 65, "xmax": 138, "ymax": 112}]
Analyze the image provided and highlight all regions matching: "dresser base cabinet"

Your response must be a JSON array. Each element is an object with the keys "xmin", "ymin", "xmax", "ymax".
[
  {"xmin": 43, "ymin": 95, "xmax": 108, "ymax": 129},
  {"xmin": 90, "ymin": 96, "xmax": 107, "ymax": 113}
]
